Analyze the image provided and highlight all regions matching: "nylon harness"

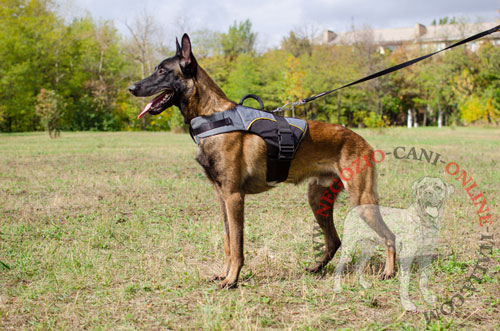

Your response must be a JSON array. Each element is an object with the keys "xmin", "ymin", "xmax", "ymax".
[{"xmin": 189, "ymin": 95, "xmax": 308, "ymax": 183}]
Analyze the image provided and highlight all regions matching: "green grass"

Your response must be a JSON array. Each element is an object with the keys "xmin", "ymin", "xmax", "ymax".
[{"xmin": 0, "ymin": 128, "xmax": 499, "ymax": 330}]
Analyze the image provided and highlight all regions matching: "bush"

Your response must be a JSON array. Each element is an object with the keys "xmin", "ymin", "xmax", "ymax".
[
  {"xmin": 35, "ymin": 89, "xmax": 65, "ymax": 138},
  {"xmin": 460, "ymin": 96, "xmax": 499, "ymax": 125},
  {"xmin": 168, "ymin": 108, "xmax": 188, "ymax": 133}
]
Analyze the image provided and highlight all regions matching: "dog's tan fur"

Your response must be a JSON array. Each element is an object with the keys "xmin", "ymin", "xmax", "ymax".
[{"xmin": 131, "ymin": 34, "xmax": 396, "ymax": 288}]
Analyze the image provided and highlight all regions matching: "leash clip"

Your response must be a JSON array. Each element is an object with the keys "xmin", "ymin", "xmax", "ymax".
[
  {"xmin": 273, "ymin": 102, "xmax": 289, "ymax": 113},
  {"xmin": 273, "ymin": 99, "xmax": 307, "ymax": 113}
]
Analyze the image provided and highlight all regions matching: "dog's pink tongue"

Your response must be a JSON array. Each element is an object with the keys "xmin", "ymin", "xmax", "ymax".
[{"xmin": 137, "ymin": 102, "xmax": 152, "ymax": 119}]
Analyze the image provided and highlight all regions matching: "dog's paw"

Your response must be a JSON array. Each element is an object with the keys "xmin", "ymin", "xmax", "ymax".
[
  {"xmin": 210, "ymin": 274, "xmax": 225, "ymax": 282},
  {"xmin": 359, "ymin": 279, "xmax": 372, "ymax": 289},
  {"xmin": 218, "ymin": 279, "xmax": 238, "ymax": 289},
  {"xmin": 333, "ymin": 283, "xmax": 343, "ymax": 293},
  {"xmin": 423, "ymin": 293, "xmax": 437, "ymax": 306},
  {"xmin": 305, "ymin": 263, "xmax": 324, "ymax": 274},
  {"xmin": 402, "ymin": 301, "xmax": 418, "ymax": 313},
  {"xmin": 380, "ymin": 270, "xmax": 396, "ymax": 280},
  {"xmin": 210, "ymin": 270, "xmax": 229, "ymax": 282}
]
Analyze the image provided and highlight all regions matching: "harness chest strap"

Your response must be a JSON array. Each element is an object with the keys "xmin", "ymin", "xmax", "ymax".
[
  {"xmin": 191, "ymin": 117, "xmax": 233, "ymax": 136},
  {"xmin": 189, "ymin": 105, "xmax": 308, "ymax": 183}
]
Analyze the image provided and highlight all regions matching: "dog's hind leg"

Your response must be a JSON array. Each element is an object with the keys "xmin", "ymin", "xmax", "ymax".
[
  {"xmin": 306, "ymin": 177, "xmax": 342, "ymax": 273},
  {"xmin": 346, "ymin": 165, "xmax": 396, "ymax": 280}
]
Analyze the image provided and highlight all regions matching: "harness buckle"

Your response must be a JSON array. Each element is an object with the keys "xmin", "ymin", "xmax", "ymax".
[{"xmin": 278, "ymin": 133, "xmax": 295, "ymax": 159}]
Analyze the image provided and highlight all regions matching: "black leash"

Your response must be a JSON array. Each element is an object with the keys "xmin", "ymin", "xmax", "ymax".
[{"xmin": 273, "ymin": 24, "xmax": 500, "ymax": 113}]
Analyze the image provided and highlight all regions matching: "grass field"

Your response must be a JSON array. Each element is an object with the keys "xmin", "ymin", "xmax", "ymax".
[{"xmin": 1, "ymin": 127, "xmax": 499, "ymax": 330}]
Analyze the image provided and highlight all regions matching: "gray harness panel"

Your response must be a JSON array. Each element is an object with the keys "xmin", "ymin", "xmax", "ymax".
[
  {"xmin": 190, "ymin": 105, "xmax": 308, "ymax": 183},
  {"xmin": 190, "ymin": 106, "xmax": 307, "ymax": 143}
]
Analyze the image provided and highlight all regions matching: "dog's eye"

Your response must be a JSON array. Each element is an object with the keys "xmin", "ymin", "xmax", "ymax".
[{"xmin": 158, "ymin": 68, "xmax": 166, "ymax": 75}]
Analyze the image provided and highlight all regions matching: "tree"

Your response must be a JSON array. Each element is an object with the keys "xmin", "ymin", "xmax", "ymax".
[
  {"xmin": 0, "ymin": 1, "xmax": 135, "ymax": 132},
  {"xmin": 0, "ymin": 0, "xmax": 61, "ymax": 131},
  {"xmin": 431, "ymin": 17, "xmax": 458, "ymax": 26},
  {"xmin": 0, "ymin": 2, "xmax": 497, "ymax": 132},
  {"xmin": 221, "ymin": 19, "xmax": 256, "ymax": 59},
  {"xmin": 281, "ymin": 31, "xmax": 312, "ymax": 57},
  {"xmin": 125, "ymin": 12, "xmax": 166, "ymax": 130},
  {"xmin": 458, "ymin": 42, "xmax": 500, "ymax": 124},
  {"xmin": 35, "ymin": 88, "xmax": 65, "ymax": 137},
  {"xmin": 191, "ymin": 29, "xmax": 223, "ymax": 58},
  {"xmin": 281, "ymin": 55, "xmax": 307, "ymax": 117},
  {"xmin": 224, "ymin": 54, "xmax": 261, "ymax": 105},
  {"xmin": 63, "ymin": 17, "xmax": 130, "ymax": 131}
]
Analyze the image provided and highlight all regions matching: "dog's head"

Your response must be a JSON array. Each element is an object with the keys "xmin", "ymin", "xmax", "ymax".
[
  {"xmin": 412, "ymin": 177, "xmax": 454, "ymax": 219},
  {"xmin": 128, "ymin": 34, "xmax": 198, "ymax": 119}
]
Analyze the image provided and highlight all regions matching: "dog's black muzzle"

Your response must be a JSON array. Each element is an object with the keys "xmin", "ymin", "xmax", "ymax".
[
  {"xmin": 128, "ymin": 75, "xmax": 167, "ymax": 97},
  {"xmin": 128, "ymin": 84, "xmax": 139, "ymax": 95}
]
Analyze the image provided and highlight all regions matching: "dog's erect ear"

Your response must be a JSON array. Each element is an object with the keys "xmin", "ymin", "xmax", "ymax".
[
  {"xmin": 412, "ymin": 179, "xmax": 422, "ymax": 197},
  {"xmin": 179, "ymin": 33, "xmax": 197, "ymax": 77},
  {"xmin": 176, "ymin": 37, "xmax": 181, "ymax": 56},
  {"xmin": 181, "ymin": 34, "xmax": 192, "ymax": 60}
]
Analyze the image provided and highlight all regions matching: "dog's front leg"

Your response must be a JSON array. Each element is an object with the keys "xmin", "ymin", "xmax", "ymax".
[
  {"xmin": 219, "ymin": 191, "xmax": 245, "ymax": 288},
  {"xmin": 399, "ymin": 256, "xmax": 417, "ymax": 312},
  {"xmin": 418, "ymin": 255, "xmax": 437, "ymax": 306},
  {"xmin": 212, "ymin": 186, "xmax": 231, "ymax": 281}
]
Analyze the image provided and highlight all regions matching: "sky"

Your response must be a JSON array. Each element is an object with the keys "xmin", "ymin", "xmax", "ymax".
[{"xmin": 65, "ymin": 0, "xmax": 499, "ymax": 49}]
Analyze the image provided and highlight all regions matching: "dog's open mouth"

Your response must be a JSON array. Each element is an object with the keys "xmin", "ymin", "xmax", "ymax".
[
  {"xmin": 137, "ymin": 90, "xmax": 173, "ymax": 119},
  {"xmin": 421, "ymin": 199, "xmax": 442, "ymax": 218}
]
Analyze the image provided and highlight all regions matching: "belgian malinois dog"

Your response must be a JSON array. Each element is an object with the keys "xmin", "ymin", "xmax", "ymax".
[{"xmin": 129, "ymin": 34, "xmax": 396, "ymax": 288}]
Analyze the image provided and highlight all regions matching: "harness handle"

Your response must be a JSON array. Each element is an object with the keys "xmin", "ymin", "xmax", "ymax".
[{"xmin": 239, "ymin": 94, "xmax": 265, "ymax": 111}]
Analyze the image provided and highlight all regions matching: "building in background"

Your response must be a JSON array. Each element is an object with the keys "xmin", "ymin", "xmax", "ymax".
[{"xmin": 318, "ymin": 22, "xmax": 500, "ymax": 53}]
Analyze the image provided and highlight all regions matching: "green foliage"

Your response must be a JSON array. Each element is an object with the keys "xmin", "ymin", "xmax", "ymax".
[
  {"xmin": 191, "ymin": 29, "xmax": 223, "ymax": 58},
  {"xmin": 220, "ymin": 19, "xmax": 256, "ymax": 59},
  {"xmin": 0, "ymin": 0, "xmax": 60, "ymax": 131},
  {"xmin": 0, "ymin": 6, "xmax": 498, "ymax": 132},
  {"xmin": 168, "ymin": 107, "xmax": 187, "ymax": 132},
  {"xmin": 0, "ymin": 0, "xmax": 138, "ymax": 132},
  {"xmin": 34, "ymin": 88, "xmax": 65, "ymax": 138},
  {"xmin": 224, "ymin": 54, "xmax": 261, "ymax": 103},
  {"xmin": 431, "ymin": 16, "xmax": 458, "ymax": 26},
  {"xmin": 363, "ymin": 111, "xmax": 390, "ymax": 128},
  {"xmin": 460, "ymin": 96, "xmax": 499, "ymax": 124},
  {"xmin": 148, "ymin": 109, "xmax": 172, "ymax": 131},
  {"xmin": 281, "ymin": 31, "xmax": 312, "ymax": 57},
  {"xmin": 251, "ymin": 49, "xmax": 287, "ymax": 110}
]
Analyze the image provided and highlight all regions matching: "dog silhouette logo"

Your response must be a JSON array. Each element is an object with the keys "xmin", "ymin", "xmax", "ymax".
[{"xmin": 333, "ymin": 176, "xmax": 454, "ymax": 312}]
